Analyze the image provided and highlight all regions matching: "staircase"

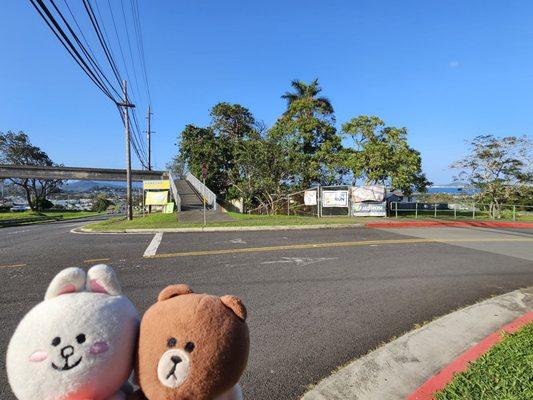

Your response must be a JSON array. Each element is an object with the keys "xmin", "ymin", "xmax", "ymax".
[{"xmin": 174, "ymin": 179, "xmax": 204, "ymax": 210}]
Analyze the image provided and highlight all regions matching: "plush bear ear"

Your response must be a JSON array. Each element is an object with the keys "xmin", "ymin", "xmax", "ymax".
[
  {"xmin": 220, "ymin": 295, "xmax": 247, "ymax": 321},
  {"xmin": 157, "ymin": 284, "xmax": 193, "ymax": 302},
  {"xmin": 86, "ymin": 264, "xmax": 122, "ymax": 295},
  {"xmin": 45, "ymin": 267, "xmax": 86, "ymax": 300}
]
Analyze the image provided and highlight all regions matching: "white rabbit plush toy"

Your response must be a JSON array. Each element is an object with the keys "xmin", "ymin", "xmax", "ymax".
[{"xmin": 6, "ymin": 264, "xmax": 140, "ymax": 400}]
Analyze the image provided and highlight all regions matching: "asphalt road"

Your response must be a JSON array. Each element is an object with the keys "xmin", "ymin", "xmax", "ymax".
[{"xmin": 1, "ymin": 221, "xmax": 532, "ymax": 399}]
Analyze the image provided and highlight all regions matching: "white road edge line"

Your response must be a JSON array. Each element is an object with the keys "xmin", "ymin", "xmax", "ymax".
[{"xmin": 144, "ymin": 232, "xmax": 163, "ymax": 258}]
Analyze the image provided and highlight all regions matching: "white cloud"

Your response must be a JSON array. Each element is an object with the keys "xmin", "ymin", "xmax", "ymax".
[{"xmin": 449, "ymin": 60, "xmax": 460, "ymax": 68}]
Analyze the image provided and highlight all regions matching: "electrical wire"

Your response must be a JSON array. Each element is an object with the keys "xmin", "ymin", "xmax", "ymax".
[{"xmin": 28, "ymin": 0, "xmax": 151, "ymax": 168}]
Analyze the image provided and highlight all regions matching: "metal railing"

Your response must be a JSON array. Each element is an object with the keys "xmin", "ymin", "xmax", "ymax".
[
  {"xmin": 168, "ymin": 171, "xmax": 181, "ymax": 212},
  {"xmin": 389, "ymin": 202, "xmax": 533, "ymax": 221},
  {"xmin": 185, "ymin": 172, "xmax": 217, "ymax": 210}
]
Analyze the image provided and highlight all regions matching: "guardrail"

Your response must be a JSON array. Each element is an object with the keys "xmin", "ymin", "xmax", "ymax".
[
  {"xmin": 168, "ymin": 171, "xmax": 182, "ymax": 212},
  {"xmin": 185, "ymin": 172, "xmax": 217, "ymax": 210},
  {"xmin": 389, "ymin": 202, "xmax": 533, "ymax": 221}
]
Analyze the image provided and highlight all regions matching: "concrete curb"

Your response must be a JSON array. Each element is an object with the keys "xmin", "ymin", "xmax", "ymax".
[
  {"xmin": 74, "ymin": 223, "xmax": 364, "ymax": 234},
  {"xmin": 301, "ymin": 286, "xmax": 533, "ymax": 400},
  {"xmin": 366, "ymin": 220, "xmax": 533, "ymax": 229},
  {"xmin": 409, "ymin": 311, "xmax": 533, "ymax": 400}
]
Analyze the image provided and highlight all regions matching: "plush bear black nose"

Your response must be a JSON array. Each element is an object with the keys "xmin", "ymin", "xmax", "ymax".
[
  {"xmin": 171, "ymin": 355, "xmax": 182, "ymax": 364},
  {"xmin": 61, "ymin": 345, "xmax": 74, "ymax": 359}
]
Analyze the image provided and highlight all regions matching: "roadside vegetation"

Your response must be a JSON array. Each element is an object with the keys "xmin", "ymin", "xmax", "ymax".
[
  {"xmin": 0, "ymin": 131, "xmax": 63, "ymax": 211},
  {"xmin": 0, "ymin": 210, "xmax": 102, "ymax": 226},
  {"xmin": 169, "ymin": 79, "xmax": 429, "ymax": 213},
  {"xmin": 86, "ymin": 212, "xmax": 366, "ymax": 231},
  {"xmin": 436, "ymin": 322, "xmax": 533, "ymax": 400}
]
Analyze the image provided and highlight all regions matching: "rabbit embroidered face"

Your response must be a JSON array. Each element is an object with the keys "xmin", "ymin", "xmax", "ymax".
[{"xmin": 7, "ymin": 265, "xmax": 140, "ymax": 400}]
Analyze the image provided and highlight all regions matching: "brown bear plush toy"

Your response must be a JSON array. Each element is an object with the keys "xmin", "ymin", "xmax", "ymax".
[{"xmin": 131, "ymin": 284, "xmax": 249, "ymax": 400}]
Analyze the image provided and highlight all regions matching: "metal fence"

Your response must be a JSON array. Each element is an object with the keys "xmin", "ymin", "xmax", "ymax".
[
  {"xmin": 247, "ymin": 185, "xmax": 354, "ymax": 217},
  {"xmin": 247, "ymin": 188, "xmax": 318, "ymax": 217},
  {"xmin": 389, "ymin": 202, "xmax": 533, "ymax": 221}
]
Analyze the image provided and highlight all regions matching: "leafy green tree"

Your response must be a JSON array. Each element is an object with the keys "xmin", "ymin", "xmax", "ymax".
[
  {"xmin": 91, "ymin": 193, "xmax": 114, "ymax": 212},
  {"xmin": 0, "ymin": 131, "xmax": 63, "ymax": 211},
  {"xmin": 271, "ymin": 79, "xmax": 344, "ymax": 188},
  {"xmin": 281, "ymin": 79, "xmax": 334, "ymax": 114},
  {"xmin": 451, "ymin": 135, "xmax": 532, "ymax": 217},
  {"xmin": 178, "ymin": 103, "xmax": 268, "ymax": 206},
  {"xmin": 341, "ymin": 116, "xmax": 430, "ymax": 195}
]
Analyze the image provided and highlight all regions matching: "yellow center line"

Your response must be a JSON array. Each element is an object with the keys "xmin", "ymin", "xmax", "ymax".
[
  {"xmin": 0, "ymin": 263, "xmax": 27, "ymax": 269},
  {"xmin": 146, "ymin": 237, "xmax": 533, "ymax": 259},
  {"xmin": 83, "ymin": 258, "xmax": 112, "ymax": 264}
]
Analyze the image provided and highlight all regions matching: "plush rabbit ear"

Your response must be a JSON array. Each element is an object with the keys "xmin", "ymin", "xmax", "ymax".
[
  {"xmin": 86, "ymin": 264, "xmax": 122, "ymax": 296},
  {"xmin": 45, "ymin": 267, "xmax": 86, "ymax": 300}
]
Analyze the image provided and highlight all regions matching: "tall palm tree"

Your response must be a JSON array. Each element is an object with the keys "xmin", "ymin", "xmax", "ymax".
[{"xmin": 281, "ymin": 78, "xmax": 334, "ymax": 115}]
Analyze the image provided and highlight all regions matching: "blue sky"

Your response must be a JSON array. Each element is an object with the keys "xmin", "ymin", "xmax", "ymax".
[{"xmin": 1, "ymin": 1, "xmax": 533, "ymax": 184}]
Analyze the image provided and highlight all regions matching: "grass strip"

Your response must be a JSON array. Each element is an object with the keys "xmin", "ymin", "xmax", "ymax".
[{"xmin": 436, "ymin": 322, "xmax": 533, "ymax": 400}]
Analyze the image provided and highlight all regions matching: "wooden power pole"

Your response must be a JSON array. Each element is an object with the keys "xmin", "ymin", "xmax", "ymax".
[
  {"xmin": 146, "ymin": 105, "xmax": 152, "ymax": 170},
  {"xmin": 119, "ymin": 80, "xmax": 135, "ymax": 221}
]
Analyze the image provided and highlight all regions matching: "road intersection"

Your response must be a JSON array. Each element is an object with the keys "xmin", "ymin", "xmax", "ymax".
[{"xmin": 1, "ymin": 220, "xmax": 532, "ymax": 399}]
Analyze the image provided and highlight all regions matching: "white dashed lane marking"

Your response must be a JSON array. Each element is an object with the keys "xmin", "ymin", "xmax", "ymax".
[{"xmin": 144, "ymin": 232, "xmax": 164, "ymax": 258}]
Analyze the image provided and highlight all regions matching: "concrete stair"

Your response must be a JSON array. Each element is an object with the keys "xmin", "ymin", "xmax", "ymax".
[{"xmin": 174, "ymin": 179, "xmax": 204, "ymax": 210}]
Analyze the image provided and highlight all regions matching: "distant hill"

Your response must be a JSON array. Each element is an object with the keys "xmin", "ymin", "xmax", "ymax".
[
  {"xmin": 61, "ymin": 180, "xmax": 142, "ymax": 192},
  {"xmin": 430, "ymin": 182, "xmax": 468, "ymax": 188}
]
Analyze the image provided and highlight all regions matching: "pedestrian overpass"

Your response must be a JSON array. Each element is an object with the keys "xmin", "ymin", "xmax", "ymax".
[{"xmin": 0, "ymin": 164, "xmax": 218, "ymax": 213}]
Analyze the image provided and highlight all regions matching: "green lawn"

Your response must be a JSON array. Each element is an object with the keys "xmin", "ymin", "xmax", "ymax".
[
  {"xmin": 86, "ymin": 211, "xmax": 369, "ymax": 231},
  {"xmin": 0, "ymin": 210, "xmax": 103, "ymax": 224},
  {"xmin": 436, "ymin": 322, "xmax": 533, "ymax": 400}
]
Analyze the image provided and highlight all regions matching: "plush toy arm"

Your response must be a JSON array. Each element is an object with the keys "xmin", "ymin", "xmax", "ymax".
[{"xmin": 215, "ymin": 384, "xmax": 243, "ymax": 400}]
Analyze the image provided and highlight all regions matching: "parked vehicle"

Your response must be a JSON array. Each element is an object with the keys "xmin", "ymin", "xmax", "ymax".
[{"xmin": 10, "ymin": 205, "xmax": 29, "ymax": 212}]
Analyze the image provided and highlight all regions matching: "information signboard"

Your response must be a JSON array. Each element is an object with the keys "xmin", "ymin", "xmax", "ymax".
[
  {"xmin": 304, "ymin": 190, "xmax": 317, "ymax": 206},
  {"xmin": 323, "ymin": 190, "xmax": 348, "ymax": 207},
  {"xmin": 352, "ymin": 201, "xmax": 387, "ymax": 216}
]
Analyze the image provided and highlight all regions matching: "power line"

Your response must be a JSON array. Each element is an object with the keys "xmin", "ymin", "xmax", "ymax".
[
  {"xmin": 29, "ymin": 0, "xmax": 117, "ymax": 102},
  {"xmin": 119, "ymin": 0, "xmax": 142, "ymax": 109},
  {"xmin": 50, "ymin": 0, "xmax": 121, "ymax": 99},
  {"xmin": 131, "ymin": 0, "xmax": 151, "ymax": 104},
  {"xmin": 28, "ymin": 0, "xmax": 151, "ymax": 168},
  {"xmin": 82, "ymin": 0, "xmax": 123, "ymax": 89}
]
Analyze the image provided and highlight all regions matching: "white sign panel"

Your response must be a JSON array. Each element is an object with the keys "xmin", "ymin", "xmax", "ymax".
[
  {"xmin": 351, "ymin": 185, "xmax": 386, "ymax": 202},
  {"xmin": 352, "ymin": 201, "xmax": 387, "ymax": 216},
  {"xmin": 304, "ymin": 190, "xmax": 317, "ymax": 206},
  {"xmin": 323, "ymin": 190, "xmax": 348, "ymax": 207}
]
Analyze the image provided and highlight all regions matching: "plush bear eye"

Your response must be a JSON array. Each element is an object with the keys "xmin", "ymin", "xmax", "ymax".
[
  {"xmin": 51, "ymin": 337, "xmax": 61, "ymax": 347},
  {"xmin": 184, "ymin": 342, "xmax": 195, "ymax": 353},
  {"xmin": 167, "ymin": 337, "xmax": 177, "ymax": 348},
  {"xmin": 76, "ymin": 334, "xmax": 86, "ymax": 344}
]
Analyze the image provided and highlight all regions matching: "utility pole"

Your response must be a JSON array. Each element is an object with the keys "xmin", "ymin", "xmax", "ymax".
[
  {"xmin": 118, "ymin": 80, "xmax": 135, "ymax": 221},
  {"xmin": 146, "ymin": 105, "xmax": 152, "ymax": 171}
]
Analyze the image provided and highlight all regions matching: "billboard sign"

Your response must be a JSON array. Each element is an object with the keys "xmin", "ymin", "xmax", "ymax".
[
  {"xmin": 145, "ymin": 190, "xmax": 169, "ymax": 205},
  {"xmin": 304, "ymin": 190, "xmax": 317, "ymax": 206},
  {"xmin": 352, "ymin": 201, "xmax": 387, "ymax": 216},
  {"xmin": 351, "ymin": 185, "xmax": 386, "ymax": 203},
  {"xmin": 323, "ymin": 190, "xmax": 348, "ymax": 207},
  {"xmin": 143, "ymin": 180, "xmax": 170, "ymax": 190}
]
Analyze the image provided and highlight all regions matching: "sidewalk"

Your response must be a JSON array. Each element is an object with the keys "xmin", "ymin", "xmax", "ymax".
[
  {"xmin": 302, "ymin": 286, "xmax": 533, "ymax": 400},
  {"xmin": 366, "ymin": 220, "xmax": 533, "ymax": 229}
]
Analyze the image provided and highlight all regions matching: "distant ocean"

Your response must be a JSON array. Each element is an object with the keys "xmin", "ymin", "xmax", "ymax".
[{"xmin": 426, "ymin": 186, "xmax": 478, "ymax": 194}]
